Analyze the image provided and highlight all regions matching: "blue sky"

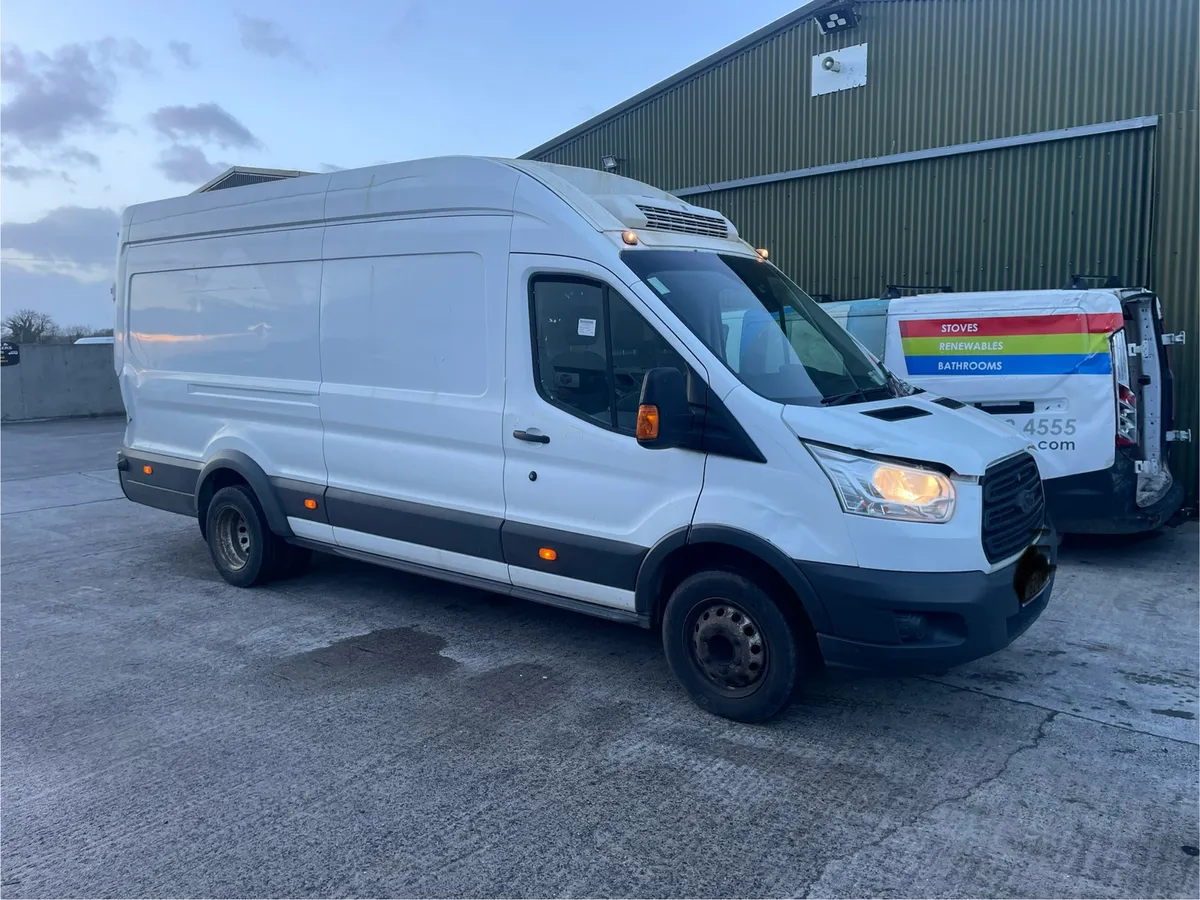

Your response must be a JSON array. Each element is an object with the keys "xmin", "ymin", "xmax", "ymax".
[{"xmin": 1, "ymin": 0, "xmax": 798, "ymax": 329}]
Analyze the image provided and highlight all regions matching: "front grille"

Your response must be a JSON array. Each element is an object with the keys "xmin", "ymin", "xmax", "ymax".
[
  {"xmin": 980, "ymin": 452, "xmax": 1045, "ymax": 564},
  {"xmin": 636, "ymin": 204, "xmax": 729, "ymax": 238}
]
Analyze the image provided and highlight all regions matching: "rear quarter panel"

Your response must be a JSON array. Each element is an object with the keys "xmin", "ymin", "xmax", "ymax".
[{"xmin": 121, "ymin": 225, "xmax": 327, "ymax": 488}]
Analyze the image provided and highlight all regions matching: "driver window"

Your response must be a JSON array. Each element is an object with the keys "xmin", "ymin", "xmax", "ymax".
[{"xmin": 530, "ymin": 275, "xmax": 686, "ymax": 434}]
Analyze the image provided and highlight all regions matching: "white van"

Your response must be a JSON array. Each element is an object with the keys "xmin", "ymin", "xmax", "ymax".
[
  {"xmin": 115, "ymin": 157, "xmax": 1055, "ymax": 721},
  {"xmin": 823, "ymin": 286, "xmax": 1187, "ymax": 534}
]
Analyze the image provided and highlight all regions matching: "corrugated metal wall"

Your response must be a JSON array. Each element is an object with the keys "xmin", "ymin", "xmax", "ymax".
[
  {"xmin": 530, "ymin": 0, "xmax": 1195, "ymax": 193},
  {"xmin": 698, "ymin": 128, "xmax": 1155, "ymax": 299},
  {"xmin": 529, "ymin": 0, "xmax": 1198, "ymax": 503}
]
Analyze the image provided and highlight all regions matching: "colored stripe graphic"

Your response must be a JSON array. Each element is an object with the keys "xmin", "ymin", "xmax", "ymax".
[
  {"xmin": 902, "ymin": 333, "xmax": 1111, "ymax": 356},
  {"xmin": 899, "ymin": 312, "xmax": 1123, "ymax": 338},
  {"xmin": 899, "ymin": 313, "xmax": 1120, "ymax": 377},
  {"xmin": 905, "ymin": 354, "xmax": 1113, "ymax": 376}
]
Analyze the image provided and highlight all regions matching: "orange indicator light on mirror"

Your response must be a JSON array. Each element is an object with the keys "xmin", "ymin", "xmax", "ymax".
[
  {"xmin": 636, "ymin": 405, "xmax": 660, "ymax": 440},
  {"xmin": 539, "ymin": 547, "xmax": 557, "ymax": 561}
]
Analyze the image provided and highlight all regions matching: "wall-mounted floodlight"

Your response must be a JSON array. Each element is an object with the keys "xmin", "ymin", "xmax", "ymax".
[
  {"xmin": 601, "ymin": 155, "xmax": 623, "ymax": 171},
  {"xmin": 815, "ymin": 6, "xmax": 859, "ymax": 35}
]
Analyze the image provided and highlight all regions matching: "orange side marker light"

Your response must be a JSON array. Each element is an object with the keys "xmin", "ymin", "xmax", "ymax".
[{"xmin": 636, "ymin": 405, "xmax": 660, "ymax": 440}]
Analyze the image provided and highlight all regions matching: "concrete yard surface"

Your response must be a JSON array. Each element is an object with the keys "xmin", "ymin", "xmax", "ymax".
[{"xmin": 2, "ymin": 418, "xmax": 1197, "ymax": 898}]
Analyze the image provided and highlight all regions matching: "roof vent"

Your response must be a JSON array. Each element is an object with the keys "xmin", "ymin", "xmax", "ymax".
[{"xmin": 635, "ymin": 204, "xmax": 729, "ymax": 239}]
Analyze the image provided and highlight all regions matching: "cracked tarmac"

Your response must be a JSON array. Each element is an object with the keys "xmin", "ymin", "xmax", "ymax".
[{"xmin": 2, "ymin": 417, "xmax": 1198, "ymax": 898}]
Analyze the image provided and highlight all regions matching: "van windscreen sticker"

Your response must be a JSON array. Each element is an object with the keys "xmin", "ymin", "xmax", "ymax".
[{"xmin": 899, "ymin": 313, "xmax": 1122, "ymax": 376}]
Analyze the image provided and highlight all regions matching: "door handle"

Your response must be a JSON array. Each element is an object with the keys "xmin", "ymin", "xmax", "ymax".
[{"xmin": 513, "ymin": 429, "xmax": 550, "ymax": 444}]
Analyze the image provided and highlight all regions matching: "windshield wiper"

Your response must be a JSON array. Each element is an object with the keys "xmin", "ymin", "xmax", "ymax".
[{"xmin": 821, "ymin": 385, "xmax": 892, "ymax": 406}]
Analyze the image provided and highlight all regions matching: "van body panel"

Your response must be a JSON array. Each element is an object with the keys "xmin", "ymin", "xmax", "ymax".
[
  {"xmin": 324, "ymin": 157, "xmax": 520, "ymax": 223},
  {"xmin": 123, "ymin": 224, "xmax": 326, "ymax": 491},
  {"xmin": 779, "ymin": 394, "xmax": 1030, "ymax": 478},
  {"xmin": 125, "ymin": 173, "xmax": 332, "ymax": 245},
  {"xmin": 509, "ymin": 174, "xmax": 621, "ymax": 264},
  {"xmin": 319, "ymin": 214, "xmax": 512, "ymax": 582},
  {"xmin": 328, "ymin": 524, "xmax": 510, "ymax": 585},
  {"xmin": 691, "ymin": 385, "xmax": 859, "ymax": 568},
  {"xmin": 501, "ymin": 254, "xmax": 708, "ymax": 610}
]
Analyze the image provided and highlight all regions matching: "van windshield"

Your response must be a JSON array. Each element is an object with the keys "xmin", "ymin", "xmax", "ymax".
[{"xmin": 621, "ymin": 250, "xmax": 891, "ymax": 406}]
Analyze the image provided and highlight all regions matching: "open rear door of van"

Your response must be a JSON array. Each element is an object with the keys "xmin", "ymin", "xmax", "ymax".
[{"xmin": 1115, "ymin": 289, "xmax": 1185, "ymax": 508}]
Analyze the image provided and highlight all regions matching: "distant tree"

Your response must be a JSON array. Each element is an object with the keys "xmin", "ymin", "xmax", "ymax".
[
  {"xmin": 2, "ymin": 309, "xmax": 58, "ymax": 343},
  {"xmin": 91, "ymin": 328, "xmax": 114, "ymax": 337},
  {"xmin": 64, "ymin": 325, "xmax": 91, "ymax": 342}
]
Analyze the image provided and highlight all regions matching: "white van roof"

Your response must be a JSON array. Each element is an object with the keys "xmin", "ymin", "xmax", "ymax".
[
  {"xmin": 121, "ymin": 156, "xmax": 742, "ymax": 250},
  {"xmin": 831, "ymin": 288, "xmax": 1129, "ymax": 314}
]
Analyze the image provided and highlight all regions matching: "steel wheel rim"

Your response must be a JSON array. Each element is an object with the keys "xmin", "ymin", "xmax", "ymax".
[
  {"xmin": 688, "ymin": 599, "xmax": 768, "ymax": 697},
  {"xmin": 214, "ymin": 506, "xmax": 252, "ymax": 571}
]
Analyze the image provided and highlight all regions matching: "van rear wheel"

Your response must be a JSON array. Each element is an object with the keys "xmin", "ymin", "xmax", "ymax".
[
  {"xmin": 662, "ymin": 569, "xmax": 801, "ymax": 723},
  {"xmin": 205, "ymin": 485, "xmax": 283, "ymax": 587}
]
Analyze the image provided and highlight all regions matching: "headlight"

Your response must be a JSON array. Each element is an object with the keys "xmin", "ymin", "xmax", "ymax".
[{"xmin": 806, "ymin": 444, "xmax": 956, "ymax": 523}]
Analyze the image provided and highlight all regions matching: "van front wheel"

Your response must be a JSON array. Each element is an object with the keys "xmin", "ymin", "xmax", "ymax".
[
  {"xmin": 662, "ymin": 570, "xmax": 800, "ymax": 723},
  {"xmin": 205, "ymin": 484, "xmax": 283, "ymax": 587}
]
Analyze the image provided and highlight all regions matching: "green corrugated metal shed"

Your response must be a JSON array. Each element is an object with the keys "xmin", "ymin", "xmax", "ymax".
[{"xmin": 524, "ymin": 0, "xmax": 1198, "ymax": 505}]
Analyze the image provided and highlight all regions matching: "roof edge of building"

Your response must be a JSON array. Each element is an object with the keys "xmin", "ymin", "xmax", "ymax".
[{"xmin": 519, "ymin": 0, "xmax": 833, "ymax": 160}]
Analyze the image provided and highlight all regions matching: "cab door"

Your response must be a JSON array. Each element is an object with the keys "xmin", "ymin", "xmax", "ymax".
[{"xmin": 501, "ymin": 255, "xmax": 707, "ymax": 613}]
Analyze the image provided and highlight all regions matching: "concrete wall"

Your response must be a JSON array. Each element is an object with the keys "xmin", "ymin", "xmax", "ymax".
[{"xmin": 1, "ymin": 344, "xmax": 124, "ymax": 422}]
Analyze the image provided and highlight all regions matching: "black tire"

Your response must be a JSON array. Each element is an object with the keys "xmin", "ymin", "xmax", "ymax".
[
  {"xmin": 662, "ymin": 569, "xmax": 802, "ymax": 723},
  {"xmin": 204, "ymin": 484, "xmax": 284, "ymax": 587},
  {"xmin": 274, "ymin": 543, "xmax": 313, "ymax": 580}
]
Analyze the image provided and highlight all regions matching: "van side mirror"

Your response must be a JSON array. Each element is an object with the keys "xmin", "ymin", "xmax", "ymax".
[{"xmin": 637, "ymin": 367, "xmax": 692, "ymax": 449}]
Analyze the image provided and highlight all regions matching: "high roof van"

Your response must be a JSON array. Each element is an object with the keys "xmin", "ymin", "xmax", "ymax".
[{"xmin": 115, "ymin": 157, "xmax": 1055, "ymax": 722}]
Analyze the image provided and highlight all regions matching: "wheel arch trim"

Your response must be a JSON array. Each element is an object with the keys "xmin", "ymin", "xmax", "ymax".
[
  {"xmin": 196, "ymin": 451, "xmax": 292, "ymax": 537},
  {"xmin": 635, "ymin": 524, "xmax": 832, "ymax": 632}
]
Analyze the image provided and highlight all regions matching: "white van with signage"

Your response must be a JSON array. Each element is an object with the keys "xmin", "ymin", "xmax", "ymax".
[
  {"xmin": 823, "ymin": 285, "xmax": 1186, "ymax": 534},
  {"xmin": 114, "ymin": 157, "xmax": 1055, "ymax": 722}
]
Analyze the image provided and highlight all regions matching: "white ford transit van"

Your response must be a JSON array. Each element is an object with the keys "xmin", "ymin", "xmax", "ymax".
[
  {"xmin": 115, "ymin": 157, "xmax": 1055, "ymax": 721},
  {"xmin": 823, "ymin": 285, "xmax": 1187, "ymax": 534}
]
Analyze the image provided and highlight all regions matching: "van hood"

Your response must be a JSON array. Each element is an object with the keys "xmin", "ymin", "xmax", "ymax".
[{"xmin": 780, "ymin": 395, "xmax": 1033, "ymax": 477}]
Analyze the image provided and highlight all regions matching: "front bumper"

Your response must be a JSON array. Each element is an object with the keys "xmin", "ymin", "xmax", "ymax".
[{"xmin": 797, "ymin": 531, "xmax": 1056, "ymax": 673}]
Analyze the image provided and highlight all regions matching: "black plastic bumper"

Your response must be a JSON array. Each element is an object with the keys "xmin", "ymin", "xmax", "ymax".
[
  {"xmin": 117, "ymin": 449, "xmax": 199, "ymax": 517},
  {"xmin": 798, "ymin": 534, "xmax": 1056, "ymax": 673},
  {"xmin": 1044, "ymin": 451, "xmax": 1184, "ymax": 535}
]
